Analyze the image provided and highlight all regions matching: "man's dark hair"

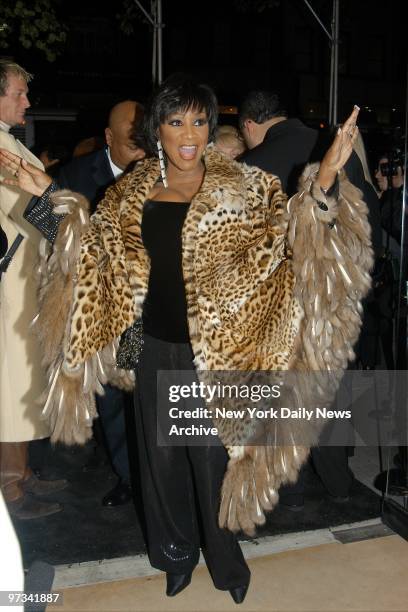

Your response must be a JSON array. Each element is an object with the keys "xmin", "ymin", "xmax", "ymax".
[
  {"xmin": 142, "ymin": 73, "xmax": 218, "ymax": 155},
  {"xmin": 238, "ymin": 91, "xmax": 288, "ymax": 129}
]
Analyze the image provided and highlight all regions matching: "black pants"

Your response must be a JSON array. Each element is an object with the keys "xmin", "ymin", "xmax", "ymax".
[
  {"xmin": 280, "ymin": 446, "xmax": 353, "ymax": 505},
  {"xmin": 133, "ymin": 334, "xmax": 250, "ymax": 590}
]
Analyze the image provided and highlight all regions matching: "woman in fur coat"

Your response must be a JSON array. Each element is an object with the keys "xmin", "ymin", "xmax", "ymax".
[{"xmin": 0, "ymin": 74, "xmax": 372, "ymax": 604}]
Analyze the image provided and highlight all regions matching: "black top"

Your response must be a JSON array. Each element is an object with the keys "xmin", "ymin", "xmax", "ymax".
[{"xmin": 141, "ymin": 200, "xmax": 190, "ymax": 343}]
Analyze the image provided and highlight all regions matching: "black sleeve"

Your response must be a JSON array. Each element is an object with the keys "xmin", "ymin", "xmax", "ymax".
[
  {"xmin": 344, "ymin": 150, "xmax": 365, "ymax": 189},
  {"xmin": 0, "ymin": 223, "xmax": 7, "ymax": 258},
  {"xmin": 344, "ymin": 153, "xmax": 383, "ymax": 257},
  {"xmin": 380, "ymin": 189, "xmax": 403, "ymax": 244},
  {"xmin": 362, "ymin": 181, "xmax": 383, "ymax": 257},
  {"xmin": 240, "ymin": 146, "xmax": 291, "ymax": 193},
  {"xmin": 56, "ymin": 164, "xmax": 71, "ymax": 190},
  {"xmin": 23, "ymin": 182, "xmax": 63, "ymax": 244}
]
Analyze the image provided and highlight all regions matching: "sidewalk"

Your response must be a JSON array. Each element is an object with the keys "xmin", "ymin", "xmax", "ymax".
[
  {"xmin": 19, "ymin": 441, "xmax": 381, "ymax": 568},
  {"xmin": 48, "ymin": 520, "xmax": 408, "ymax": 612}
]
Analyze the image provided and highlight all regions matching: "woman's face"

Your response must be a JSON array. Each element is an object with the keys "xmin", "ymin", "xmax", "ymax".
[
  {"xmin": 375, "ymin": 157, "xmax": 389, "ymax": 192},
  {"xmin": 158, "ymin": 107, "xmax": 209, "ymax": 173}
]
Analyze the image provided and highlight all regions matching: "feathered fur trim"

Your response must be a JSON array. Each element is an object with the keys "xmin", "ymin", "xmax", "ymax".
[
  {"xmin": 33, "ymin": 190, "xmax": 134, "ymax": 444},
  {"xmin": 218, "ymin": 164, "xmax": 373, "ymax": 535},
  {"xmin": 219, "ymin": 444, "xmax": 309, "ymax": 534},
  {"xmin": 34, "ymin": 190, "xmax": 91, "ymax": 366}
]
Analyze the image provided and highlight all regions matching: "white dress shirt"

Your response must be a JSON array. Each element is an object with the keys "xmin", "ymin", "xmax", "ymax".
[{"xmin": 106, "ymin": 147, "xmax": 123, "ymax": 180}]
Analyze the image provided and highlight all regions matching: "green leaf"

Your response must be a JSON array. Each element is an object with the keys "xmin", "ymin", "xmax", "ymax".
[{"xmin": 0, "ymin": 0, "xmax": 67, "ymax": 61}]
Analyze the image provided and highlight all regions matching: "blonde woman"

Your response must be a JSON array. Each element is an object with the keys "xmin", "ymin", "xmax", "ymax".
[{"xmin": 214, "ymin": 124, "xmax": 245, "ymax": 159}]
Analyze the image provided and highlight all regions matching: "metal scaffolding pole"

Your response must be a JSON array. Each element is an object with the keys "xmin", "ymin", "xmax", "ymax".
[
  {"xmin": 396, "ymin": 58, "xmax": 408, "ymax": 369},
  {"xmin": 157, "ymin": 0, "xmax": 163, "ymax": 84},
  {"xmin": 302, "ymin": 0, "xmax": 339, "ymax": 126},
  {"xmin": 332, "ymin": 0, "xmax": 339, "ymax": 126},
  {"xmin": 134, "ymin": 0, "xmax": 164, "ymax": 85},
  {"xmin": 152, "ymin": 4, "xmax": 157, "ymax": 85}
]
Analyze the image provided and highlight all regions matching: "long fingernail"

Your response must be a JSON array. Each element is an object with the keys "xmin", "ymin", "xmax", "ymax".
[
  {"xmin": 354, "ymin": 104, "xmax": 360, "ymax": 111},
  {"xmin": 337, "ymin": 127, "xmax": 341, "ymax": 134}
]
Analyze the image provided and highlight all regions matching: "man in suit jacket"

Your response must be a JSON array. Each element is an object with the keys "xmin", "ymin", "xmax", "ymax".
[
  {"xmin": 239, "ymin": 91, "xmax": 317, "ymax": 198},
  {"xmin": 239, "ymin": 89, "xmax": 382, "ymax": 510},
  {"xmin": 58, "ymin": 100, "xmax": 145, "ymax": 213},
  {"xmin": 0, "ymin": 60, "xmax": 66, "ymax": 519},
  {"xmin": 57, "ymin": 100, "xmax": 146, "ymax": 505},
  {"xmin": 239, "ymin": 90, "xmax": 383, "ymax": 250}
]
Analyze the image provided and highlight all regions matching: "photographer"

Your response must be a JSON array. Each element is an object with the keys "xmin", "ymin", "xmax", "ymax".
[{"xmin": 375, "ymin": 150, "xmax": 405, "ymax": 245}]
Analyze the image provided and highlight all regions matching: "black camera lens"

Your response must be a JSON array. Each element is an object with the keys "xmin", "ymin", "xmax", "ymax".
[{"xmin": 380, "ymin": 161, "xmax": 400, "ymax": 177}]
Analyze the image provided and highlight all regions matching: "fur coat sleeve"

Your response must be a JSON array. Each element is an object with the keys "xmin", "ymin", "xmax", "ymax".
[
  {"xmin": 33, "ymin": 159, "xmax": 159, "ymax": 445},
  {"xmin": 216, "ymin": 160, "xmax": 373, "ymax": 534},
  {"xmin": 33, "ymin": 180, "xmax": 138, "ymax": 445}
]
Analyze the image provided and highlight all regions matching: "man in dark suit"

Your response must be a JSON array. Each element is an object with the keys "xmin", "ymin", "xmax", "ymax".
[
  {"xmin": 239, "ymin": 91, "xmax": 318, "ymax": 197},
  {"xmin": 239, "ymin": 90, "xmax": 382, "ymax": 510},
  {"xmin": 58, "ymin": 100, "xmax": 145, "ymax": 213},
  {"xmin": 57, "ymin": 100, "xmax": 145, "ymax": 505}
]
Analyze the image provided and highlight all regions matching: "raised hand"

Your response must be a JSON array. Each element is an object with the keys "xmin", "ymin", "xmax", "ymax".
[
  {"xmin": 0, "ymin": 148, "xmax": 52, "ymax": 197},
  {"xmin": 317, "ymin": 105, "xmax": 360, "ymax": 191}
]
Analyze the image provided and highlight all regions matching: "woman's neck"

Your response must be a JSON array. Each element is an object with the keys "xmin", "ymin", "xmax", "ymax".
[
  {"xmin": 148, "ymin": 160, "xmax": 206, "ymax": 203},
  {"xmin": 165, "ymin": 161, "xmax": 205, "ymax": 202},
  {"xmin": 166, "ymin": 160, "xmax": 205, "ymax": 186}
]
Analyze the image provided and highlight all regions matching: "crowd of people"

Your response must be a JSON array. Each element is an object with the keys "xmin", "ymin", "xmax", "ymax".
[{"xmin": 0, "ymin": 58, "xmax": 406, "ymax": 604}]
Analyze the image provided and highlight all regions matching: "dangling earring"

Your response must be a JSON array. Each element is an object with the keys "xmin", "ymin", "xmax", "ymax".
[{"xmin": 157, "ymin": 139, "xmax": 168, "ymax": 188}]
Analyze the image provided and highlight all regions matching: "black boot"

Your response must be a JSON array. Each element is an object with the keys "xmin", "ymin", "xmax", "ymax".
[
  {"xmin": 102, "ymin": 481, "xmax": 132, "ymax": 507},
  {"xmin": 166, "ymin": 572, "xmax": 192, "ymax": 597},
  {"xmin": 229, "ymin": 584, "xmax": 249, "ymax": 604}
]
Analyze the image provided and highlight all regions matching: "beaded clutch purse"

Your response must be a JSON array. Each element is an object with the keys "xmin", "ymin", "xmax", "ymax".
[{"xmin": 116, "ymin": 319, "xmax": 144, "ymax": 370}]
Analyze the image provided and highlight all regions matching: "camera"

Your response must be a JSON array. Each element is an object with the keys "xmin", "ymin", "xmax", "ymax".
[{"xmin": 380, "ymin": 149, "xmax": 404, "ymax": 177}]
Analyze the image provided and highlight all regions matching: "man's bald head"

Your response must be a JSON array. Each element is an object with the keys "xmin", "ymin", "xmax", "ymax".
[{"xmin": 105, "ymin": 100, "xmax": 145, "ymax": 170}]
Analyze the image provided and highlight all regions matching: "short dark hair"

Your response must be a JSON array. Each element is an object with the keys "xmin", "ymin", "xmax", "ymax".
[
  {"xmin": 142, "ymin": 73, "xmax": 218, "ymax": 155},
  {"xmin": 238, "ymin": 90, "xmax": 288, "ymax": 129}
]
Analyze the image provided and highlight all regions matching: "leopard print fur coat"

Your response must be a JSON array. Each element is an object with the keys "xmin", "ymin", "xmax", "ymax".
[{"xmin": 34, "ymin": 147, "xmax": 373, "ymax": 534}]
